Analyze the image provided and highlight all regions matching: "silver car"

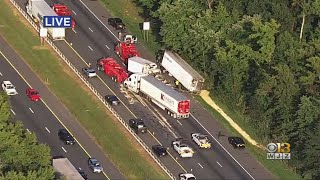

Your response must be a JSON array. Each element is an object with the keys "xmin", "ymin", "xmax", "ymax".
[
  {"xmin": 82, "ymin": 67, "xmax": 97, "ymax": 78},
  {"xmin": 88, "ymin": 158, "xmax": 103, "ymax": 173}
]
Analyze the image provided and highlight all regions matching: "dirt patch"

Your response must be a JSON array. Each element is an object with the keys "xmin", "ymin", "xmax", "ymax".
[
  {"xmin": 32, "ymin": 46, "xmax": 48, "ymax": 50},
  {"xmin": 200, "ymin": 90, "xmax": 265, "ymax": 149}
]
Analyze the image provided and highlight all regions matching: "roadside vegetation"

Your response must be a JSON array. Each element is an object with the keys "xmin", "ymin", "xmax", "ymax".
[
  {"xmin": 0, "ymin": 93, "xmax": 54, "ymax": 179},
  {"xmin": 99, "ymin": 0, "xmax": 320, "ymax": 179},
  {"xmin": 0, "ymin": 0, "xmax": 166, "ymax": 179}
]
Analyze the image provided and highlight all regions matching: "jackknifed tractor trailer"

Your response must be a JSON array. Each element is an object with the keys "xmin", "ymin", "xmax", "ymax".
[
  {"xmin": 161, "ymin": 51, "xmax": 205, "ymax": 94},
  {"xmin": 26, "ymin": 0, "xmax": 65, "ymax": 40},
  {"xmin": 124, "ymin": 74, "xmax": 190, "ymax": 119}
]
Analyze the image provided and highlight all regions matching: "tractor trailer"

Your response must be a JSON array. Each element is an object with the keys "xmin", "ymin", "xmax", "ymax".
[
  {"xmin": 127, "ymin": 57, "xmax": 160, "ymax": 75},
  {"xmin": 161, "ymin": 51, "xmax": 204, "ymax": 94},
  {"xmin": 124, "ymin": 74, "xmax": 190, "ymax": 119},
  {"xmin": 26, "ymin": 0, "xmax": 65, "ymax": 40}
]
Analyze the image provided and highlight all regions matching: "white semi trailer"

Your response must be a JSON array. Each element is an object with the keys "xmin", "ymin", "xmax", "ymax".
[
  {"xmin": 127, "ymin": 57, "xmax": 160, "ymax": 75},
  {"xmin": 124, "ymin": 74, "xmax": 190, "ymax": 119},
  {"xmin": 26, "ymin": 0, "xmax": 65, "ymax": 40},
  {"xmin": 161, "ymin": 51, "xmax": 204, "ymax": 94}
]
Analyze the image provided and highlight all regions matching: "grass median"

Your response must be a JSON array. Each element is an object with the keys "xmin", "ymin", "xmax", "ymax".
[{"xmin": 0, "ymin": 0, "xmax": 167, "ymax": 179}]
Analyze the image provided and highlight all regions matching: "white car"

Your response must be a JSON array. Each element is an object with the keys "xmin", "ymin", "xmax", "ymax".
[
  {"xmin": 2, "ymin": 81, "xmax": 18, "ymax": 95},
  {"xmin": 179, "ymin": 173, "xmax": 196, "ymax": 180},
  {"xmin": 172, "ymin": 138, "xmax": 194, "ymax": 158},
  {"xmin": 191, "ymin": 133, "xmax": 211, "ymax": 149}
]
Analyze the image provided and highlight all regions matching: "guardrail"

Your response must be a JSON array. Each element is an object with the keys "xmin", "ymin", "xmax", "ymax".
[{"xmin": 9, "ymin": 0, "xmax": 175, "ymax": 179}]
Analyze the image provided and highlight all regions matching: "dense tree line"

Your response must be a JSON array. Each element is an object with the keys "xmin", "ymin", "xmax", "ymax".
[
  {"xmin": 0, "ymin": 93, "xmax": 54, "ymax": 179},
  {"xmin": 134, "ymin": 0, "xmax": 320, "ymax": 178}
]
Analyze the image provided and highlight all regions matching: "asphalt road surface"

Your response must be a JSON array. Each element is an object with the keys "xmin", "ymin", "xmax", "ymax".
[
  {"xmin": 0, "ymin": 36, "xmax": 124, "ymax": 180},
  {"xmin": 13, "ymin": 0, "xmax": 275, "ymax": 179}
]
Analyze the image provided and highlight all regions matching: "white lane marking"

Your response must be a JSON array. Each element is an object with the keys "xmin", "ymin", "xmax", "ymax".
[
  {"xmin": 198, "ymin": 163, "xmax": 204, "ymax": 168},
  {"xmin": 191, "ymin": 114, "xmax": 255, "ymax": 180},
  {"xmin": 26, "ymin": 128, "xmax": 31, "ymax": 134},
  {"xmin": 88, "ymin": 27, "xmax": 93, "ymax": 32},
  {"xmin": 158, "ymin": 120, "xmax": 165, "ymax": 127},
  {"xmin": 176, "ymin": 120, "xmax": 182, "ymax": 126},
  {"xmin": 10, "ymin": 109, "xmax": 16, "ymax": 115},
  {"xmin": 72, "ymin": 29, "xmax": 77, "ymax": 33},
  {"xmin": 217, "ymin": 161, "xmax": 223, "ymax": 167},
  {"xmin": 88, "ymin": 46, "xmax": 93, "ymax": 51},
  {"xmin": 78, "ymin": 0, "xmax": 120, "ymax": 41},
  {"xmin": 0, "ymin": 72, "xmax": 2, "ymax": 76},
  {"xmin": 45, "ymin": 127, "xmax": 51, "ymax": 133},
  {"xmin": 105, "ymin": 45, "xmax": 110, "ymax": 49},
  {"xmin": 29, "ymin": 107, "xmax": 34, "ymax": 113},
  {"xmin": 62, "ymin": 147, "xmax": 67, "ymax": 153},
  {"xmin": 72, "ymin": 10, "xmax": 77, "ymax": 15}
]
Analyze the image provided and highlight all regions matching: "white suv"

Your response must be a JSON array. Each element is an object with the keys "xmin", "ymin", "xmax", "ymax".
[{"xmin": 2, "ymin": 81, "xmax": 18, "ymax": 95}]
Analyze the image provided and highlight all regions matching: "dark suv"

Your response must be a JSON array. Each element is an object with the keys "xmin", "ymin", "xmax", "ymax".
[
  {"xmin": 152, "ymin": 145, "xmax": 168, "ymax": 157},
  {"xmin": 58, "ymin": 129, "xmax": 75, "ymax": 145},
  {"xmin": 105, "ymin": 95, "xmax": 120, "ymax": 105},
  {"xmin": 108, "ymin": 18, "xmax": 125, "ymax": 30},
  {"xmin": 129, "ymin": 119, "xmax": 147, "ymax": 134},
  {"xmin": 228, "ymin": 137, "xmax": 245, "ymax": 149}
]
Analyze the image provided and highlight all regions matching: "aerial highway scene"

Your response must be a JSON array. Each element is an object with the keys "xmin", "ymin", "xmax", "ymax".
[{"xmin": 0, "ymin": 0, "xmax": 319, "ymax": 179}]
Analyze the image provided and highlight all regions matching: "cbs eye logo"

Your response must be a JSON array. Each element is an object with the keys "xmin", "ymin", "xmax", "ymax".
[{"xmin": 267, "ymin": 143, "xmax": 291, "ymax": 153}]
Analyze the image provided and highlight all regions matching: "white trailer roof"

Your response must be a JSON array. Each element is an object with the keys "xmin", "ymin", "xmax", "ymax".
[
  {"xmin": 164, "ymin": 51, "xmax": 204, "ymax": 80},
  {"xmin": 142, "ymin": 76, "xmax": 188, "ymax": 101},
  {"xmin": 129, "ymin": 56, "xmax": 155, "ymax": 65},
  {"xmin": 30, "ymin": 0, "xmax": 57, "ymax": 16},
  {"xmin": 52, "ymin": 158, "xmax": 84, "ymax": 180}
]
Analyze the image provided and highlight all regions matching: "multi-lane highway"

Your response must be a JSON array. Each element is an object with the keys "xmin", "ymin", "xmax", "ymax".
[
  {"xmin": 12, "ymin": 0, "xmax": 275, "ymax": 179},
  {"xmin": 0, "ymin": 36, "xmax": 123, "ymax": 180}
]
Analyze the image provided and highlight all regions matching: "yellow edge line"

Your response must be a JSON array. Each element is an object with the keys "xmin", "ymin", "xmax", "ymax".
[
  {"xmin": 63, "ymin": 40, "xmax": 188, "ymax": 173},
  {"xmin": 0, "ymin": 50, "xmax": 111, "ymax": 180}
]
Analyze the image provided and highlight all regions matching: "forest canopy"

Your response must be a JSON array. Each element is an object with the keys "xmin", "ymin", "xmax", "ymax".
[{"xmin": 135, "ymin": 0, "xmax": 320, "ymax": 178}]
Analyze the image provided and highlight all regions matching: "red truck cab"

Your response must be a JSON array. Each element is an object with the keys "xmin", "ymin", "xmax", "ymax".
[
  {"xmin": 115, "ymin": 37, "xmax": 140, "ymax": 65},
  {"xmin": 26, "ymin": 88, "xmax": 41, "ymax": 101}
]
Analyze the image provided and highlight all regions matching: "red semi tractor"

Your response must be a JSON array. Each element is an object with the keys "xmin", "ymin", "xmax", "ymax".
[
  {"xmin": 96, "ymin": 57, "xmax": 128, "ymax": 83},
  {"xmin": 53, "ymin": 4, "xmax": 76, "ymax": 29},
  {"xmin": 115, "ymin": 36, "xmax": 140, "ymax": 65}
]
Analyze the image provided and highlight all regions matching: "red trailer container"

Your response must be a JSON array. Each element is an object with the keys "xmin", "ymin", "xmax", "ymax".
[{"xmin": 97, "ymin": 57, "xmax": 128, "ymax": 83}]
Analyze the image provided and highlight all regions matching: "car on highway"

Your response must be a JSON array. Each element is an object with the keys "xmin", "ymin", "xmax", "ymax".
[
  {"xmin": 26, "ymin": 87, "xmax": 41, "ymax": 101},
  {"xmin": 172, "ymin": 138, "xmax": 194, "ymax": 158},
  {"xmin": 88, "ymin": 158, "xmax": 103, "ymax": 173},
  {"xmin": 129, "ymin": 119, "xmax": 147, "ymax": 134},
  {"xmin": 191, "ymin": 133, "xmax": 211, "ymax": 149},
  {"xmin": 228, "ymin": 136, "xmax": 245, "ymax": 149},
  {"xmin": 179, "ymin": 173, "xmax": 196, "ymax": 180},
  {"xmin": 82, "ymin": 67, "xmax": 97, "ymax": 78},
  {"xmin": 2, "ymin": 80, "xmax": 18, "ymax": 95},
  {"xmin": 108, "ymin": 17, "xmax": 125, "ymax": 30},
  {"xmin": 77, "ymin": 168, "xmax": 88, "ymax": 180},
  {"xmin": 152, "ymin": 145, "xmax": 168, "ymax": 157},
  {"xmin": 105, "ymin": 95, "xmax": 120, "ymax": 105},
  {"xmin": 58, "ymin": 129, "xmax": 76, "ymax": 145}
]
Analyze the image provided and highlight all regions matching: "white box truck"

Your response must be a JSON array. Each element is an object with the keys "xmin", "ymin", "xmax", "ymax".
[
  {"xmin": 26, "ymin": 0, "xmax": 65, "ymax": 40},
  {"xmin": 127, "ymin": 57, "xmax": 160, "ymax": 75},
  {"xmin": 124, "ymin": 74, "xmax": 190, "ymax": 119},
  {"xmin": 52, "ymin": 157, "xmax": 84, "ymax": 180},
  {"xmin": 161, "ymin": 51, "xmax": 205, "ymax": 93}
]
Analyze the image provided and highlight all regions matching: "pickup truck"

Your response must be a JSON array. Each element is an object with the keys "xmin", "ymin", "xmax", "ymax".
[{"xmin": 129, "ymin": 119, "xmax": 147, "ymax": 134}]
